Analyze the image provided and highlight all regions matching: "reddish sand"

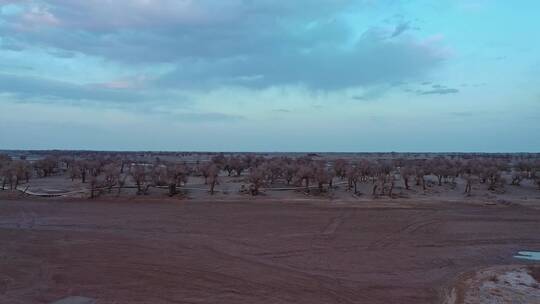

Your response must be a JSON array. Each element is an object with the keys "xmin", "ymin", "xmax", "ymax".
[{"xmin": 0, "ymin": 198, "xmax": 539, "ymax": 303}]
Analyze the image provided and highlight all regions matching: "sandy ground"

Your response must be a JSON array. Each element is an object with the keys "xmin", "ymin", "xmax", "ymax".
[
  {"xmin": 443, "ymin": 265, "xmax": 540, "ymax": 303},
  {"xmin": 0, "ymin": 197, "xmax": 539, "ymax": 304}
]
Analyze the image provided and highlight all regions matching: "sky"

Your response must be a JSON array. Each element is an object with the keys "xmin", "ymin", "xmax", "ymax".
[{"xmin": 0, "ymin": 0, "xmax": 539, "ymax": 152}]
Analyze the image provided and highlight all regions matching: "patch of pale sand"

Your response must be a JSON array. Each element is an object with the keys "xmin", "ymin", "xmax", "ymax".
[
  {"xmin": 462, "ymin": 266, "xmax": 540, "ymax": 304},
  {"xmin": 50, "ymin": 296, "xmax": 96, "ymax": 304}
]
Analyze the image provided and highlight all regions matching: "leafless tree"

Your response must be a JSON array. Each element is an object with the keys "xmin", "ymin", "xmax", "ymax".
[
  {"xmin": 74, "ymin": 160, "xmax": 90, "ymax": 183},
  {"xmin": 103, "ymin": 163, "xmax": 121, "ymax": 193},
  {"xmin": 399, "ymin": 166, "xmax": 415, "ymax": 190},
  {"xmin": 283, "ymin": 163, "xmax": 297, "ymax": 185},
  {"xmin": 198, "ymin": 162, "xmax": 216, "ymax": 185},
  {"xmin": 345, "ymin": 164, "xmax": 360, "ymax": 193},
  {"xmin": 130, "ymin": 164, "xmax": 150, "ymax": 195},
  {"xmin": 463, "ymin": 174, "xmax": 477, "ymax": 196},
  {"xmin": 534, "ymin": 172, "xmax": 540, "ymax": 190},
  {"xmin": 511, "ymin": 171, "xmax": 528, "ymax": 186},
  {"xmin": 224, "ymin": 158, "xmax": 235, "ymax": 176},
  {"xmin": 481, "ymin": 167, "xmax": 505, "ymax": 191},
  {"xmin": 68, "ymin": 163, "xmax": 81, "ymax": 181},
  {"xmin": 211, "ymin": 153, "xmax": 227, "ymax": 169},
  {"xmin": 88, "ymin": 175, "xmax": 102, "ymax": 199},
  {"xmin": 333, "ymin": 159, "xmax": 348, "ymax": 180},
  {"xmin": 314, "ymin": 163, "xmax": 334, "ymax": 193},
  {"xmin": 165, "ymin": 163, "xmax": 189, "ymax": 197},
  {"xmin": 34, "ymin": 156, "xmax": 58, "ymax": 177},
  {"xmin": 511, "ymin": 160, "xmax": 533, "ymax": 186},
  {"xmin": 117, "ymin": 174, "xmax": 127, "ymax": 196},
  {"xmin": 296, "ymin": 164, "xmax": 314, "ymax": 192},
  {"xmin": 206, "ymin": 164, "xmax": 220, "ymax": 195},
  {"xmin": 414, "ymin": 167, "xmax": 427, "ymax": 191},
  {"xmin": 0, "ymin": 160, "xmax": 32, "ymax": 190},
  {"xmin": 248, "ymin": 166, "xmax": 267, "ymax": 195},
  {"xmin": 266, "ymin": 158, "xmax": 284, "ymax": 184},
  {"xmin": 0, "ymin": 155, "xmax": 9, "ymax": 190},
  {"xmin": 516, "ymin": 161, "xmax": 534, "ymax": 179},
  {"xmin": 387, "ymin": 174, "xmax": 396, "ymax": 197},
  {"xmin": 235, "ymin": 157, "xmax": 249, "ymax": 176}
]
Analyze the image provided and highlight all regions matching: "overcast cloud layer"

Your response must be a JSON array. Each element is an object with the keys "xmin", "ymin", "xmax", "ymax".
[{"xmin": 0, "ymin": 0, "xmax": 539, "ymax": 151}]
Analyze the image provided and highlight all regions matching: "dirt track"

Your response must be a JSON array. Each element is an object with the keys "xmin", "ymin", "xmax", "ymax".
[{"xmin": 0, "ymin": 198, "xmax": 539, "ymax": 303}]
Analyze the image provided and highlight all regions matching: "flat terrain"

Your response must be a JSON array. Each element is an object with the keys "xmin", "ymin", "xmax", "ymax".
[{"xmin": 0, "ymin": 198, "xmax": 539, "ymax": 303}]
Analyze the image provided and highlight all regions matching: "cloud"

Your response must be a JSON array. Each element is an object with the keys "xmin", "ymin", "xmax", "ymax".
[
  {"xmin": 390, "ymin": 21, "xmax": 410, "ymax": 38},
  {"xmin": 352, "ymin": 95, "xmax": 368, "ymax": 101},
  {"xmin": 0, "ymin": 73, "xmax": 166, "ymax": 103},
  {"xmin": 170, "ymin": 112, "xmax": 245, "ymax": 122},
  {"xmin": 449, "ymin": 111, "xmax": 475, "ymax": 117},
  {"xmin": 158, "ymin": 27, "xmax": 449, "ymax": 90},
  {"xmin": 419, "ymin": 88, "xmax": 459, "ymax": 95},
  {"xmin": 2, "ymin": 1, "xmax": 356, "ymax": 30},
  {"xmin": 134, "ymin": 108, "xmax": 246, "ymax": 122},
  {"xmin": 0, "ymin": 1, "xmax": 450, "ymax": 91},
  {"xmin": 1, "ymin": 1, "xmax": 356, "ymax": 62},
  {"xmin": 273, "ymin": 109, "xmax": 292, "ymax": 113},
  {"xmin": 92, "ymin": 75, "xmax": 149, "ymax": 90}
]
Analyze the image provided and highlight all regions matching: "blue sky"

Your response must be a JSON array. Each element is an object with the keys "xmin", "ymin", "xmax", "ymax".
[{"xmin": 0, "ymin": 0, "xmax": 539, "ymax": 152}]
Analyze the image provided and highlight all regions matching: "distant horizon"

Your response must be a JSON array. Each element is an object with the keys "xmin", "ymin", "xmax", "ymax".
[{"xmin": 2, "ymin": 149, "xmax": 539, "ymax": 155}]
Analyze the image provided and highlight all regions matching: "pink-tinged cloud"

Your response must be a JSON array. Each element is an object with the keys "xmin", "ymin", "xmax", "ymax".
[
  {"xmin": 92, "ymin": 75, "xmax": 150, "ymax": 90},
  {"xmin": 96, "ymin": 81, "xmax": 134, "ymax": 90},
  {"xmin": 417, "ymin": 34, "xmax": 454, "ymax": 60},
  {"xmin": 2, "ymin": 0, "xmax": 356, "ymax": 31},
  {"xmin": 17, "ymin": 0, "xmax": 238, "ymax": 30},
  {"xmin": 20, "ymin": 5, "xmax": 59, "ymax": 28},
  {"xmin": 0, "ymin": 0, "xmax": 451, "ymax": 90}
]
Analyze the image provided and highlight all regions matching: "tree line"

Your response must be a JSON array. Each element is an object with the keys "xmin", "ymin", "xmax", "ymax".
[{"xmin": 1, "ymin": 152, "xmax": 540, "ymax": 198}]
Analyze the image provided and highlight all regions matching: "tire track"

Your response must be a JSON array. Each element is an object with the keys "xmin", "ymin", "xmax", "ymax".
[{"xmin": 368, "ymin": 211, "xmax": 443, "ymax": 250}]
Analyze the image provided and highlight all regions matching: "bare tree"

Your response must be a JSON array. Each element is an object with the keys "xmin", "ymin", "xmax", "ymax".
[
  {"xmin": 534, "ymin": 171, "xmax": 540, "ymax": 190},
  {"xmin": 103, "ymin": 163, "xmax": 121, "ymax": 193},
  {"xmin": 75, "ymin": 160, "xmax": 90, "ymax": 183},
  {"xmin": 211, "ymin": 153, "xmax": 227, "ymax": 169},
  {"xmin": 511, "ymin": 171, "xmax": 528, "ymax": 186},
  {"xmin": 117, "ymin": 174, "xmax": 127, "ymax": 196},
  {"xmin": 231, "ymin": 157, "xmax": 247, "ymax": 177},
  {"xmin": 399, "ymin": 166, "xmax": 414, "ymax": 190},
  {"xmin": 314, "ymin": 163, "xmax": 333, "ymax": 193},
  {"xmin": 0, "ymin": 155, "xmax": 12, "ymax": 190},
  {"xmin": 198, "ymin": 162, "xmax": 216, "ymax": 185},
  {"xmin": 224, "ymin": 157, "xmax": 235, "ymax": 176},
  {"xmin": 481, "ymin": 167, "xmax": 505, "ymax": 191},
  {"xmin": 165, "ymin": 163, "xmax": 189, "ymax": 197},
  {"xmin": 13, "ymin": 160, "xmax": 32, "ymax": 189},
  {"xmin": 345, "ymin": 164, "xmax": 360, "ymax": 193},
  {"xmin": 283, "ymin": 163, "xmax": 297, "ymax": 185},
  {"xmin": 266, "ymin": 158, "xmax": 284, "ymax": 184},
  {"xmin": 296, "ymin": 165, "xmax": 314, "ymax": 193},
  {"xmin": 414, "ymin": 167, "xmax": 427, "ymax": 191},
  {"xmin": 463, "ymin": 174, "xmax": 476, "ymax": 196},
  {"xmin": 88, "ymin": 175, "xmax": 101, "ymax": 199},
  {"xmin": 34, "ymin": 156, "xmax": 58, "ymax": 178},
  {"xmin": 0, "ymin": 159, "xmax": 32, "ymax": 190},
  {"xmin": 333, "ymin": 159, "xmax": 348, "ymax": 180},
  {"xmin": 207, "ymin": 164, "xmax": 220, "ymax": 195},
  {"xmin": 387, "ymin": 174, "xmax": 396, "ymax": 197},
  {"xmin": 130, "ymin": 164, "xmax": 150, "ymax": 195},
  {"xmin": 248, "ymin": 166, "xmax": 267, "ymax": 195},
  {"xmin": 68, "ymin": 163, "xmax": 81, "ymax": 181}
]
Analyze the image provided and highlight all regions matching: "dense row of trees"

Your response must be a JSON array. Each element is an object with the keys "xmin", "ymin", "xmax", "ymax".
[
  {"xmin": 1, "ymin": 152, "xmax": 540, "ymax": 198},
  {"xmin": 0, "ymin": 154, "xmax": 32, "ymax": 190}
]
